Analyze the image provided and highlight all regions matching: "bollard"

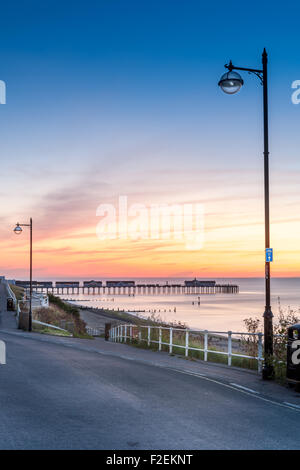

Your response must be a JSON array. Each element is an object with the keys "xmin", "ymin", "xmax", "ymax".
[
  {"xmin": 105, "ymin": 322, "xmax": 111, "ymax": 341},
  {"xmin": 18, "ymin": 311, "xmax": 30, "ymax": 331}
]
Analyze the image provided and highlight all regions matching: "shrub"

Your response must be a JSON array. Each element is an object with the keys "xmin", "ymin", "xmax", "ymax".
[
  {"xmin": 48, "ymin": 293, "xmax": 80, "ymax": 317},
  {"xmin": 34, "ymin": 294, "xmax": 91, "ymax": 338},
  {"xmin": 243, "ymin": 298, "xmax": 300, "ymax": 381}
]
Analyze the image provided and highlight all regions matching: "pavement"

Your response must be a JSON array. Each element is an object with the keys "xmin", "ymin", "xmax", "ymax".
[
  {"xmin": 0, "ymin": 280, "xmax": 17, "ymax": 329},
  {"xmin": 1, "ymin": 300, "xmax": 300, "ymax": 449},
  {"xmin": 78, "ymin": 307, "xmax": 125, "ymax": 332}
]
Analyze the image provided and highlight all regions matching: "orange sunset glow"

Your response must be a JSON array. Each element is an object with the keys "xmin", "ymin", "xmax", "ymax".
[{"xmin": 2, "ymin": 167, "xmax": 300, "ymax": 279}]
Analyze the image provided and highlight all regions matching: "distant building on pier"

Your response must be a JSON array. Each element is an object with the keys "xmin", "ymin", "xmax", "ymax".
[
  {"xmin": 16, "ymin": 280, "xmax": 53, "ymax": 288},
  {"xmin": 184, "ymin": 279, "xmax": 216, "ymax": 287},
  {"xmin": 55, "ymin": 281, "xmax": 79, "ymax": 288},
  {"xmin": 83, "ymin": 280, "xmax": 102, "ymax": 287},
  {"xmin": 106, "ymin": 281, "xmax": 135, "ymax": 287}
]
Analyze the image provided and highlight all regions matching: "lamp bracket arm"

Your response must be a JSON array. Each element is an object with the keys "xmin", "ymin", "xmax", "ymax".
[
  {"xmin": 247, "ymin": 70, "xmax": 264, "ymax": 85},
  {"xmin": 225, "ymin": 62, "xmax": 264, "ymax": 85}
]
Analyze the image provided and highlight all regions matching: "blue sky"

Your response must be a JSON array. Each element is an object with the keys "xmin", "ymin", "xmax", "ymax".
[
  {"xmin": 0, "ymin": 0, "xmax": 298, "ymax": 167},
  {"xmin": 1, "ymin": 0, "xmax": 300, "ymax": 277}
]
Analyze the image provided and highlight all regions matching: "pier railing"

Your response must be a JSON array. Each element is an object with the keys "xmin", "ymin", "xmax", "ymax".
[{"xmin": 109, "ymin": 324, "xmax": 284, "ymax": 373}]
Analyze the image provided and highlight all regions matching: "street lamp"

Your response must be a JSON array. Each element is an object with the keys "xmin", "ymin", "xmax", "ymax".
[
  {"xmin": 218, "ymin": 49, "xmax": 274, "ymax": 380},
  {"xmin": 14, "ymin": 218, "xmax": 33, "ymax": 332}
]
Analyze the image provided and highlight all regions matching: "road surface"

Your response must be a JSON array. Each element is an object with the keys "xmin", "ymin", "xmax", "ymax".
[{"xmin": 1, "ymin": 319, "xmax": 300, "ymax": 449}]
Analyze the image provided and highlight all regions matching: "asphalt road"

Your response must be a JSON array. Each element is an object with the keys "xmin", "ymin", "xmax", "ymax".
[{"xmin": 1, "ymin": 327, "xmax": 300, "ymax": 450}]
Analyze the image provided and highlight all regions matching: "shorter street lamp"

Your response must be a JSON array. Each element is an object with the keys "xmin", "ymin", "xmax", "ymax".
[{"xmin": 14, "ymin": 218, "xmax": 33, "ymax": 332}]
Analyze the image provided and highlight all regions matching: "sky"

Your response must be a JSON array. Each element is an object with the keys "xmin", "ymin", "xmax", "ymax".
[{"xmin": 1, "ymin": 0, "xmax": 300, "ymax": 279}]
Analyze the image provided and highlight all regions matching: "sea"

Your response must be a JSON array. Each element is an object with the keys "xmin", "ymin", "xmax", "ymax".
[{"xmin": 57, "ymin": 278, "xmax": 300, "ymax": 332}]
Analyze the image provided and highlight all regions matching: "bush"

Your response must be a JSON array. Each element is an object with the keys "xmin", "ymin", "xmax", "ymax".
[
  {"xmin": 48, "ymin": 293, "xmax": 80, "ymax": 317},
  {"xmin": 243, "ymin": 298, "xmax": 300, "ymax": 381},
  {"xmin": 34, "ymin": 294, "xmax": 91, "ymax": 339}
]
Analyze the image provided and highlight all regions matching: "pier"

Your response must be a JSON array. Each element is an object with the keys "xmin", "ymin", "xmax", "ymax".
[{"xmin": 15, "ymin": 279, "xmax": 239, "ymax": 296}]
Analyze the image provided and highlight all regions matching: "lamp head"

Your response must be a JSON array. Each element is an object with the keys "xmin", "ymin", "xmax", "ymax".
[
  {"xmin": 14, "ymin": 223, "xmax": 22, "ymax": 235},
  {"xmin": 218, "ymin": 70, "xmax": 244, "ymax": 94}
]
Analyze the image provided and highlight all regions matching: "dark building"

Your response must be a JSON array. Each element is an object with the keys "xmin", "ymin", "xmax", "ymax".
[
  {"xmin": 184, "ymin": 279, "xmax": 216, "ymax": 287},
  {"xmin": 106, "ymin": 281, "xmax": 135, "ymax": 287},
  {"xmin": 15, "ymin": 280, "xmax": 53, "ymax": 288},
  {"xmin": 55, "ymin": 281, "xmax": 80, "ymax": 287},
  {"xmin": 16, "ymin": 280, "xmax": 31, "ymax": 287},
  {"xmin": 83, "ymin": 280, "xmax": 102, "ymax": 287}
]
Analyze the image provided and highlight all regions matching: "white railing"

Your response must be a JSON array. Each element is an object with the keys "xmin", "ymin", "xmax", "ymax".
[
  {"xmin": 86, "ymin": 326, "xmax": 102, "ymax": 336},
  {"xmin": 6, "ymin": 282, "xmax": 17, "ymax": 309},
  {"xmin": 16, "ymin": 302, "xmax": 21, "ymax": 323},
  {"xmin": 109, "ymin": 324, "xmax": 267, "ymax": 372},
  {"xmin": 32, "ymin": 319, "xmax": 72, "ymax": 335}
]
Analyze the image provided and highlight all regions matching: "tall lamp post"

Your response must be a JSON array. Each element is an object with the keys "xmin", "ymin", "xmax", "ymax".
[
  {"xmin": 218, "ymin": 49, "xmax": 274, "ymax": 379},
  {"xmin": 14, "ymin": 218, "xmax": 33, "ymax": 332}
]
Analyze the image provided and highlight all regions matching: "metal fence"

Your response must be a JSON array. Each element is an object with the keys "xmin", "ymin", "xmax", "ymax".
[
  {"xmin": 109, "ymin": 323, "xmax": 271, "ymax": 372},
  {"xmin": 5, "ymin": 281, "xmax": 17, "ymax": 310},
  {"xmin": 33, "ymin": 319, "xmax": 72, "ymax": 335},
  {"xmin": 86, "ymin": 326, "xmax": 103, "ymax": 337}
]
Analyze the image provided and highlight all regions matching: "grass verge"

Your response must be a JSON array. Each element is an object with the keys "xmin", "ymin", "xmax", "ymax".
[
  {"xmin": 33, "ymin": 293, "xmax": 93, "ymax": 339},
  {"xmin": 33, "ymin": 323, "xmax": 73, "ymax": 337}
]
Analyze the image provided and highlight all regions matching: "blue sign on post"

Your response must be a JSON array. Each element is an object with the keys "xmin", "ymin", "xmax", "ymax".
[{"xmin": 266, "ymin": 248, "xmax": 273, "ymax": 262}]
